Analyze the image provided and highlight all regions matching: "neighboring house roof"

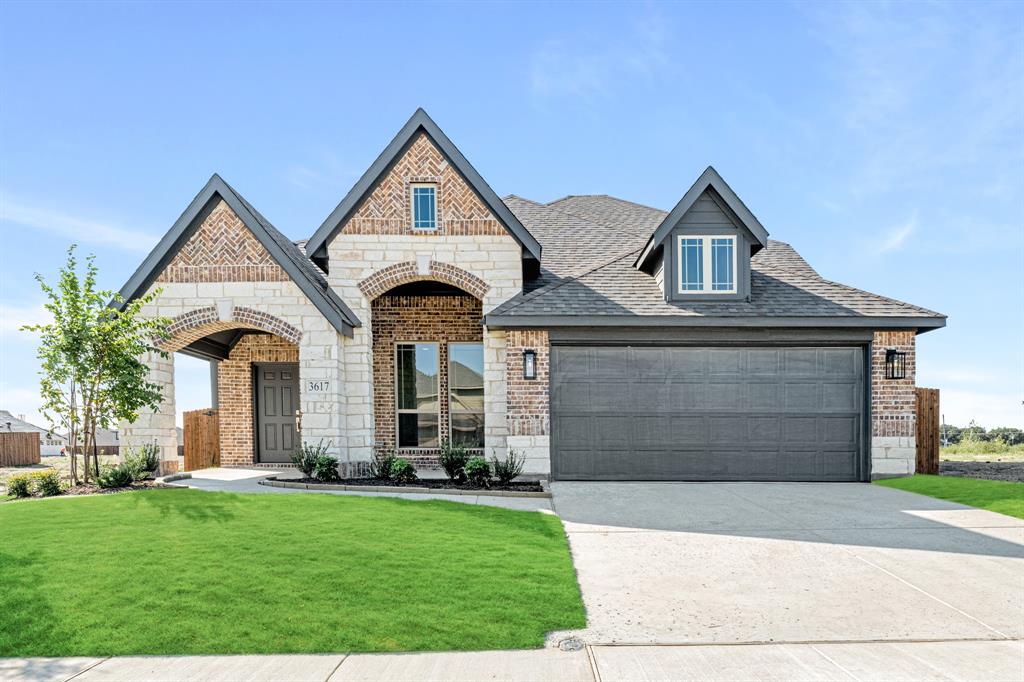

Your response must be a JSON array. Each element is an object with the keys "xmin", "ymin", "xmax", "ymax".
[
  {"xmin": 635, "ymin": 166, "xmax": 769, "ymax": 271},
  {"xmin": 0, "ymin": 411, "xmax": 66, "ymax": 442},
  {"xmin": 487, "ymin": 196, "xmax": 945, "ymax": 331},
  {"xmin": 304, "ymin": 108, "xmax": 542, "ymax": 265},
  {"xmin": 116, "ymin": 174, "xmax": 360, "ymax": 337}
]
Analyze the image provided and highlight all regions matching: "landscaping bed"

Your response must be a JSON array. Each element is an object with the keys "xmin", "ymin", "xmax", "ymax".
[{"xmin": 264, "ymin": 475, "xmax": 546, "ymax": 496}]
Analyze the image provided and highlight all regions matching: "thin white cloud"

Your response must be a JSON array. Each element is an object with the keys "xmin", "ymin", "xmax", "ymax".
[
  {"xmin": 529, "ymin": 11, "xmax": 671, "ymax": 101},
  {"xmin": 0, "ymin": 383, "xmax": 55, "ymax": 433},
  {"xmin": 0, "ymin": 194, "xmax": 157, "ymax": 253},
  {"xmin": 0, "ymin": 302, "xmax": 51, "ymax": 336},
  {"xmin": 879, "ymin": 213, "xmax": 916, "ymax": 252}
]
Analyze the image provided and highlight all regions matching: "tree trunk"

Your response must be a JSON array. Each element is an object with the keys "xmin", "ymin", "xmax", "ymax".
[{"xmin": 91, "ymin": 424, "xmax": 100, "ymax": 479}]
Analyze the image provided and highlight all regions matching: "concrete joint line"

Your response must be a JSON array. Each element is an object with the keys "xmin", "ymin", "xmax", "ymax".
[
  {"xmin": 844, "ymin": 549, "xmax": 1012, "ymax": 640},
  {"xmin": 585, "ymin": 645, "xmax": 602, "ymax": 682},
  {"xmin": 63, "ymin": 656, "xmax": 110, "ymax": 681},
  {"xmin": 324, "ymin": 653, "xmax": 348, "ymax": 681},
  {"xmin": 806, "ymin": 644, "xmax": 862, "ymax": 681}
]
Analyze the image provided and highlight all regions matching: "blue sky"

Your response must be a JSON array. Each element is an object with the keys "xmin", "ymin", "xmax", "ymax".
[{"xmin": 1, "ymin": 1, "xmax": 1021, "ymax": 430}]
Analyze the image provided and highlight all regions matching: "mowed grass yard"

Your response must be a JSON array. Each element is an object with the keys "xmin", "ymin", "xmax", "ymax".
[
  {"xmin": 876, "ymin": 475, "xmax": 1024, "ymax": 520},
  {"xmin": 0, "ymin": 489, "xmax": 585, "ymax": 656}
]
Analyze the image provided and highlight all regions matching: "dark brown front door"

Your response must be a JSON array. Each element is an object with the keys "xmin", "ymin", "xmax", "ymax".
[{"xmin": 255, "ymin": 363, "xmax": 299, "ymax": 463}]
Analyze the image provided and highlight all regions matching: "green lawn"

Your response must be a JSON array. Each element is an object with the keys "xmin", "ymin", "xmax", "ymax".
[
  {"xmin": 0, "ymin": 490, "xmax": 585, "ymax": 656},
  {"xmin": 876, "ymin": 475, "xmax": 1024, "ymax": 520}
]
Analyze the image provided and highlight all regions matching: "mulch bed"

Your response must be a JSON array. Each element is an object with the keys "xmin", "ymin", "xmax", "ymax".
[
  {"xmin": 940, "ymin": 461, "xmax": 1024, "ymax": 483},
  {"xmin": 30, "ymin": 481, "xmax": 173, "ymax": 499},
  {"xmin": 285, "ymin": 477, "xmax": 544, "ymax": 493}
]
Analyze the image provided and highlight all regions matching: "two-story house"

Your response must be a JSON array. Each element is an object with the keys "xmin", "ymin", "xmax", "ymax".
[{"xmin": 117, "ymin": 109, "xmax": 944, "ymax": 482}]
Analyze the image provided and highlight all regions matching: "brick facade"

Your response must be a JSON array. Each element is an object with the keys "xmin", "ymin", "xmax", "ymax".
[
  {"xmin": 217, "ymin": 333, "xmax": 300, "ymax": 467},
  {"xmin": 505, "ymin": 330, "xmax": 551, "ymax": 474},
  {"xmin": 871, "ymin": 330, "xmax": 917, "ymax": 438},
  {"xmin": 156, "ymin": 199, "xmax": 289, "ymax": 283},
  {"xmin": 370, "ymin": 293, "xmax": 483, "ymax": 466},
  {"xmin": 359, "ymin": 260, "xmax": 490, "ymax": 301},
  {"xmin": 344, "ymin": 133, "xmax": 507, "ymax": 237},
  {"xmin": 870, "ymin": 330, "xmax": 917, "ymax": 476}
]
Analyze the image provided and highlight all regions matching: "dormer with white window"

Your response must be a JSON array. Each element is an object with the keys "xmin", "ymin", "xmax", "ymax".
[{"xmin": 635, "ymin": 166, "xmax": 768, "ymax": 302}]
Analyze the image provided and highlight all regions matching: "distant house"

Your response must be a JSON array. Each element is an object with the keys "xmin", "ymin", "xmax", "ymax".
[{"xmin": 0, "ymin": 410, "xmax": 67, "ymax": 446}]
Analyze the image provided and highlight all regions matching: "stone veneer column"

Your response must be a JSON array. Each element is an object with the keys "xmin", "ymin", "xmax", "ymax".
[
  {"xmin": 505, "ymin": 330, "xmax": 550, "ymax": 474},
  {"xmin": 871, "ymin": 330, "xmax": 917, "ymax": 476},
  {"xmin": 483, "ymin": 328, "xmax": 508, "ymax": 457},
  {"xmin": 120, "ymin": 350, "xmax": 179, "ymax": 475}
]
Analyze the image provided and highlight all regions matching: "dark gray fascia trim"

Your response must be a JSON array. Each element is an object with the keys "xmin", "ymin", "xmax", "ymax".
[
  {"xmin": 115, "ymin": 174, "xmax": 358, "ymax": 337},
  {"xmin": 548, "ymin": 327, "xmax": 876, "ymax": 344},
  {"xmin": 304, "ymin": 108, "xmax": 542, "ymax": 262},
  {"xmin": 636, "ymin": 166, "xmax": 769, "ymax": 271},
  {"xmin": 485, "ymin": 314, "xmax": 947, "ymax": 332}
]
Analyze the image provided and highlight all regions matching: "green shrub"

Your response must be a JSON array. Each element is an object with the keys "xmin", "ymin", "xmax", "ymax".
[
  {"xmin": 97, "ymin": 464, "xmax": 134, "ymax": 489},
  {"xmin": 438, "ymin": 442, "xmax": 470, "ymax": 482},
  {"xmin": 33, "ymin": 470, "xmax": 62, "ymax": 497},
  {"xmin": 492, "ymin": 449, "xmax": 525, "ymax": 485},
  {"xmin": 6, "ymin": 473, "xmax": 33, "ymax": 498},
  {"xmin": 389, "ymin": 458, "xmax": 418, "ymax": 484},
  {"xmin": 292, "ymin": 441, "xmax": 330, "ymax": 477},
  {"xmin": 311, "ymin": 454, "xmax": 341, "ymax": 482},
  {"xmin": 370, "ymin": 450, "xmax": 396, "ymax": 481},
  {"xmin": 124, "ymin": 443, "xmax": 160, "ymax": 481},
  {"xmin": 465, "ymin": 457, "xmax": 491, "ymax": 487}
]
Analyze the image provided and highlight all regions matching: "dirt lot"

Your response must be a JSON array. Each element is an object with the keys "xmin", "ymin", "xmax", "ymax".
[{"xmin": 939, "ymin": 460, "xmax": 1024, "ymax": 482}]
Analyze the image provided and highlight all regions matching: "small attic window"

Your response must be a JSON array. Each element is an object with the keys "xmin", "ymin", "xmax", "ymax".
[
  {"xmin": 677, "ymin": 235, "xmax": 736, "ymax": 294},
  {"xmin": 411, "ymin": 183, "xmax": 437, "ymax": 230}
]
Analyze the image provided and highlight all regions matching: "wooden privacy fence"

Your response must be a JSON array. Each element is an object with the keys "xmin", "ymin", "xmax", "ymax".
[
  {"xmin": 0, "ymin": 432, "xmax": 41, "ymax": 466},
  {"xmin": 915, "ymin": 387, "xmax": 940, "ymax": 475},
  {"xmin": 184, "ymin": 408, "xmax": 220, "ymax": 471}
]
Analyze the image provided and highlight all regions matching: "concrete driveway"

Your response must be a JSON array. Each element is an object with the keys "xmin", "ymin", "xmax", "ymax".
[{"xmin": 549, "ymin": 482, "xmax": 1024, "ymax": 646}]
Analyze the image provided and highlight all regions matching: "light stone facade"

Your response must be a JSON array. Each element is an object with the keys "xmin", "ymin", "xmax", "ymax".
[{"xmin": 120, "ymin": 279, "xmax": 346, "ymax": 474}]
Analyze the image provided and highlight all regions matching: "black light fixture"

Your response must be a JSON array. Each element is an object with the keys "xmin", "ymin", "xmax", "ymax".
[
  {"xmin": 522, "ymin": 349, "xmax": 537, "ymax": 380},
  {"xmin": 885, "ymin": 349, "xmax": 907, "ymax": 380}
]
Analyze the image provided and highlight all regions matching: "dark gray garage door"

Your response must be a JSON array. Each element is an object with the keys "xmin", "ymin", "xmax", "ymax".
[{"xmin": 550, "ymin": 346, "xmax": 866, "ymax": 481}]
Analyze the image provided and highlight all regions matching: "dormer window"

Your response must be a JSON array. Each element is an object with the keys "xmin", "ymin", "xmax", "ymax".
[
  {"xmin": 411, "ymin": 183, "xmax": 437, "ymax": 230},
  {"xmin": 677, "ymin": 235, "xmax": 736, "ymax": 294}
]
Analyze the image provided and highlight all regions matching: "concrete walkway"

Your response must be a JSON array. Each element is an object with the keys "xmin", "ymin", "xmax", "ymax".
[
  {"xmin": 166, "ymin": 467, "xmax": 553, "ymax": 512},
  {"xmin": 4, "ymin": 639, "xmax": 1021, "ymax": 681}
]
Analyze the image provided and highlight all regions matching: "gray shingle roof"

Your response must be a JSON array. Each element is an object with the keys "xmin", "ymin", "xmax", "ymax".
[{"xmin": 491, "ymin": 195, "xmax": 944, "ymax": 327}]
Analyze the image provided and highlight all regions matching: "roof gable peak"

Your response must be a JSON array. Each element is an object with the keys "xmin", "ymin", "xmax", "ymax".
[
  {"xmin": 304, "ymin": 108, "xmax": 541, "ymax": 263},
  {"xmin": 634, "ymin": 166, "xmax": 769, "ymax": 270}
]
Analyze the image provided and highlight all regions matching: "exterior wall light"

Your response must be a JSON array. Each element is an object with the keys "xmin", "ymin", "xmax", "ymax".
[
  {"xmin": 522, "ymin": 349, "xmax": 537, "ymax": 380},
  {"xmin": 885, "ymin": 349, "xmax": 907, "ymax": 380}
]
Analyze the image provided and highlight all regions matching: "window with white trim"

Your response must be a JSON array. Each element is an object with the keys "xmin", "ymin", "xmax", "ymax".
[
  {"xmin": 410, "ymin": 183, "xmax": 437, "ymax": 230},
  {"xmin": 676, "ymin": 235, "xmax": 736, "ymax": 294}
]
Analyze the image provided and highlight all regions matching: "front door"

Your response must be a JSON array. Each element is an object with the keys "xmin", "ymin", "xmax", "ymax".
[{"xmin": 255, "ymin": 363, "xmax": 300, "ymax": 463}]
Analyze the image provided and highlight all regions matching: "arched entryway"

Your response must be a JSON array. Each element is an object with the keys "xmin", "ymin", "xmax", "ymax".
[
  {"xmin": 122, "ymin": 306, "xmax": 303, "ymax": 472},
  {"xmin": 368, "ymin": 279, "xmax": 485, "ymax": 469}
]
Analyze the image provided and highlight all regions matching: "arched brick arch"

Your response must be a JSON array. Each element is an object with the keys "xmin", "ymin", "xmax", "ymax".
[
  {"xmin": 358, "ymin": 260, "xmax": 490, "ymax": 300},
  {"xmin": 160, "ymin": 305, "xmax": 302, "ymax": 351}
]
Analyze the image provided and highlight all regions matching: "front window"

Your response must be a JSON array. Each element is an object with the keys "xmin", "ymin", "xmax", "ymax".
[
  {"xmin": 396, "ymin": 343, "xmax": 439, "ymax": 447},
  {"xmin": 677, "ymin": 235, "xmax": 736, "ymax": 293},
  {"xmin": 411, "ymin": 183, "xmax": 437, "ymax": 230},
  {"xmin": 449, "ymin": 343, "xmax": 485, "ymax": 448}
]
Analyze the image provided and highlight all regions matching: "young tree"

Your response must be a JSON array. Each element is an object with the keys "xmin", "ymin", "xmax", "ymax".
[{"xmin": 22, "ymin": 246, "xmax": 170, "ymax": 485}]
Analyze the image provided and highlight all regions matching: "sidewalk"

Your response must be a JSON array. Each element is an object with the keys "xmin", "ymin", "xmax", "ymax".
[{"xmin": 4, "ymin": 639, "xmax": 1021, "ymax": 681}]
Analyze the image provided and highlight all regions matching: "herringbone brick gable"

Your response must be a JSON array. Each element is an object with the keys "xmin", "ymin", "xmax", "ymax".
[
  {"xmin": 344, "ymin": 133, "xmax": 507, "ymax": 237},
  {"xmin": 156, "ymin": 199, "xmax": 289, "ymax": 283}
]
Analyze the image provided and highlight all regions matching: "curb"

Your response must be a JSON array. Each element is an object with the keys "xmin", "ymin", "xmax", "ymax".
[{"xmin": 258, "ymin": 477, "xmax": 551, "ymax": 499}]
